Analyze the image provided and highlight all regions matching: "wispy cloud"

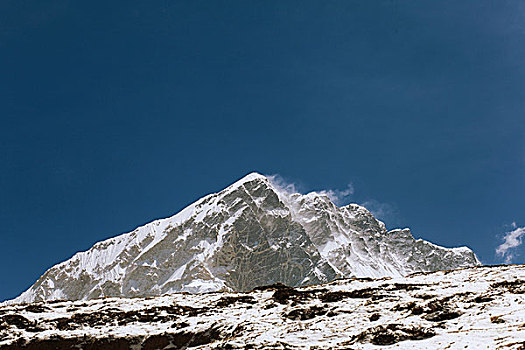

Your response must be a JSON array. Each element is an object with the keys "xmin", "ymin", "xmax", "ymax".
[
  {"xmin": 266, "ymin": 173, "xmax": 400, "ymax": 227},
  {"xmin": 496, "ymin": 223, "xmax": 525, "ymax": 264},
  {"xmin": 360, "ymin": 200, "xmax": 400, "ymax": 226},
  {"xmin": 317, "ymin": 184, "xmax": 354, "ymax": 206},
  {"xmin": 266, "ymin": 174, "xmax": 300, "ymax": 195},
  {"xmin": 266, "ymin": 174, "xmax": 353, "ymax": 205}
]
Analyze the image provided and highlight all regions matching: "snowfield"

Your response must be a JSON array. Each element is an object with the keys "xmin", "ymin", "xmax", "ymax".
[{"xmin": 1, "ymin": 264, "xmax": 524, "ymax": 349}]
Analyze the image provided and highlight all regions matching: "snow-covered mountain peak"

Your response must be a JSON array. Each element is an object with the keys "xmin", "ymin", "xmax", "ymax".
[
  {"xmin": 229, "ymin": 171, "xmax": 269, "ymax": 186},
  {"xmin": 6, "ymin": 173, "xmax": 480, "ymax": 304}
]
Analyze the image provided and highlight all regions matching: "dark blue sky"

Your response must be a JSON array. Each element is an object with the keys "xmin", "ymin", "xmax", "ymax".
[{"xmin": 1, "ymin": 1, "xmax": 524, "ymax": 301}]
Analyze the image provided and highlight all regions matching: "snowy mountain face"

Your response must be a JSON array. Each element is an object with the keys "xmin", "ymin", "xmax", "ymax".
[
  {"xmin": 1, "ymin": 265, "xmax": 525, "ymax": 349},
  {"xmin": 8, "ymin": 173, "xmax": 479, "ymax": 304}
]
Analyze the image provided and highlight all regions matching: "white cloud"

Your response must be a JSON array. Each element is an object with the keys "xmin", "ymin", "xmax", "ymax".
[
  {"xmin": 266, "ymin": 174, "xmax": 400, "ymax": 227},
  {"xmin": 360, "ymin": 200, "xmax": 400, "ymax": 226},
  {"xmin": 266, "ymin": 174, "xmax": 299, "ymax": 195},
  {"xmin": 496, "ymin": 223, "xmax": 525, "ymax": 264},
  {"xmin": 316, "ymin": 184, "xmax": 354, "ymax": 206},
  {"xmin": 266, "ymin": 174, "xmax": 353, "ymax": 206}
]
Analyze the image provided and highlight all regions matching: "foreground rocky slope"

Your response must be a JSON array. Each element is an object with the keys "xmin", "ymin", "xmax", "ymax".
[
  {"xmin": 1, "ymin": 265, "xmax": 524, "ymax": 349},
  {"xmin": 9, "ymin": 173, "xmax": 479, "ymax": 304}
]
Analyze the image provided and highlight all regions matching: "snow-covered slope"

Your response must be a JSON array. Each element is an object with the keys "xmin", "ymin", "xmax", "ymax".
[
  {"xmin": 8, "ymin": 173, "xmax": 479, "ymax": 304},
  {"xmin": 1, "ymin": 265, "xmax": 524, "ymax": 349}
]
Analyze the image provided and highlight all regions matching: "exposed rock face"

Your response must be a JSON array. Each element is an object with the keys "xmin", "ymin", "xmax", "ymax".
[
  {"xmin": 1, "ymin": 265, "xmax": 524, "ymax": 349},
  {"xmin": 7, "ymin": 173, "xmax": 479, "ymax": 303}
]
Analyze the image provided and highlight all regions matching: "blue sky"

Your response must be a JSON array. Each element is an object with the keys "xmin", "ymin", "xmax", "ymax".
[{"xmin": 1, "ymin": 1, "xmax": 524, "ymax": 301}]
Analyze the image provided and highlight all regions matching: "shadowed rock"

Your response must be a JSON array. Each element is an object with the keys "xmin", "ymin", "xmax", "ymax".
[
  {"xmin": 283, "ymin": 306, "xmax": 327, "ymax": 320},
  {"xmin": 350, "ymin": 323, "xmax": 435, "ymax": 345},
  {"xmin": 318, "ymin": 288, "xmax": 381, "ymax": 302},
  {"xmin": 0, "ymin": 326, "xmax": 223, "ymax": 350},
  {"xmin": 491, "ymin": 280, "xmax": 525, "ymax": 294}
]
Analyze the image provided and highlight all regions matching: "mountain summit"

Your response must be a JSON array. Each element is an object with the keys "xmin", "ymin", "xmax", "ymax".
[{"xmin": 9, "ymin": 173, "xmax": 479, "ymax": 303}]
